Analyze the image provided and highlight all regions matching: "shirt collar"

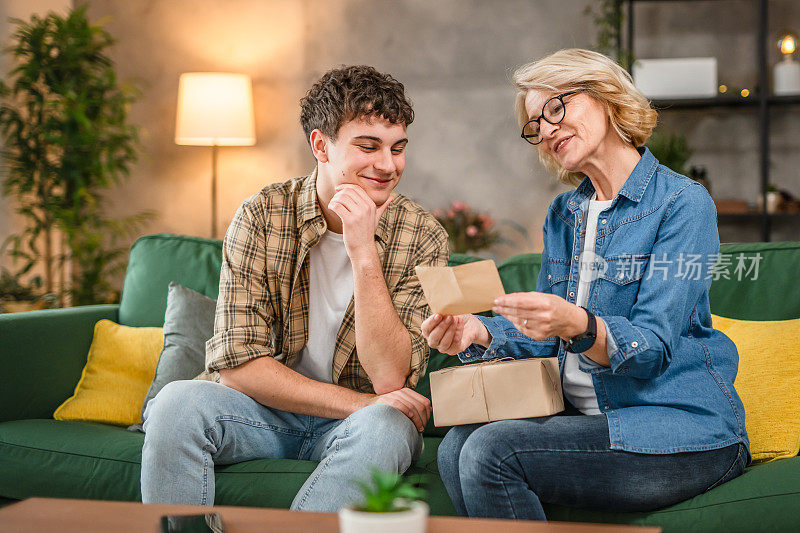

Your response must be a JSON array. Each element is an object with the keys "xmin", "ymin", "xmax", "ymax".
[
  {"xmin": 297, "ymin": 167, "xmax": 323, "ymax": 227},
  {"xmin": 567, "ymin": 146, "xmax": 657, "ymax": 211}
]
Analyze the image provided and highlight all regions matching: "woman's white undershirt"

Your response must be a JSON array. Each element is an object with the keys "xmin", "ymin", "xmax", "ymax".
[{"xmin": 562, "ymin": 191, "xmax": 613, "ymax": 415}]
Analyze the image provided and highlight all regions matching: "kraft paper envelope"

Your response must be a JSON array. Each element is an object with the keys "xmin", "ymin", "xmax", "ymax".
[{"xmin": 415, "ymin": 260, "xmax": 505, "ymax": 315}]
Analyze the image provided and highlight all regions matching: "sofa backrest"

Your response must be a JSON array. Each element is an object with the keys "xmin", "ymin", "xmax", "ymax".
[
  {"xmin": 118, "ymin": 235, "xmax": 800, "ymax": 434},
  {"xmin": 708, "ymin": 241, "xmax": 800, "ymax": 321},
  {"xmin": 119, "ymin": 234, "xmax": 222, "ymax": 327}
]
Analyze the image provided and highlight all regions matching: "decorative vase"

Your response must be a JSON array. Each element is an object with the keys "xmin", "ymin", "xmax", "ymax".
[
  {"xmin": 759, "ymin": 191, "xmax": 782, "ymax": 214},
  {"xmin": 338, "ymin": 501, "xmax": 428, "ymax": 533},
  {"xmin": 774, "ymin": 58, "xmax": 800, "ymax": 96}
]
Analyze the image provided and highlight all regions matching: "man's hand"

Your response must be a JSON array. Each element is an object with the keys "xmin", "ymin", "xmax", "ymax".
[
  {"xmin": 328, "ymin": 184, "xmax": 393, "ymax": 262},
  {"xmin": 492, "ymin": 292, "xmax": 587, "ymax": 341},
  {"xmin": 368, "ymin": 387, "xmax": 431, "ymax": 432},
  {"xmin": 421, "ymin": 313, "xmax": 491, "ymax": 355}
]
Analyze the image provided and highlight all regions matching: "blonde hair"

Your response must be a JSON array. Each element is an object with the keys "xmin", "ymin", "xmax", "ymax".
[{"xmin": 513, "ymin": 49, "xmax": 658, "ymax": 187}]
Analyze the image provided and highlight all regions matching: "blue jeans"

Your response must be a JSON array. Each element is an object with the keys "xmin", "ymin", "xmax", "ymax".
[
  {"xmin": 140, "ymin": 380, "xmax": 422, "ymax": 511},
  {"xmin": 438, "ymin": 409, "xmax": 747, "ymax": 520}
]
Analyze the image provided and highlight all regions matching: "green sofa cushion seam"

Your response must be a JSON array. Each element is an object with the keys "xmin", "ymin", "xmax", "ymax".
[
  {"xmin": 0, "ymin": 440, "xmax": 439, "ymax": 476},
  {"xmin": 631, "ymin": 491, "xmax": 800, "ymax": 516},
  {"xmin": 0, "ymin": 441, "xmax": 141, "ymax": 466}
]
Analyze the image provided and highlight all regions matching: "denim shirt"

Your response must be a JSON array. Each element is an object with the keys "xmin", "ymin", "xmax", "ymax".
[{"xmin": 461, "ymin": 147, "xmax": 750, "ymax": 456}]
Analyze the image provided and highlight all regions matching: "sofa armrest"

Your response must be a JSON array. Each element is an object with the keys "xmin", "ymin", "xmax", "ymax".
[{"xmin": 0, "ymin": 305, "xmax": 119, "ymax": 422}]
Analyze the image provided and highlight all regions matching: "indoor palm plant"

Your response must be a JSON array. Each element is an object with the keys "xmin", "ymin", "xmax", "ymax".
[{"xmin": 0, "ymin": 5, "xmax": 149, "ymax": 307}]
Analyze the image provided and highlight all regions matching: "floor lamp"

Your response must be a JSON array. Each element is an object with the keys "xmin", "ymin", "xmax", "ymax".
[{"xmin": 175, "ymin": 73, "xmax": 256, "ymax": 239}]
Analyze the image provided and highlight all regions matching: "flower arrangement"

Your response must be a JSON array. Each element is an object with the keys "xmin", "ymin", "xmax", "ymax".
[{"xmin": 434, "ymin": 201, "xmax": 500, "ymax": 254}]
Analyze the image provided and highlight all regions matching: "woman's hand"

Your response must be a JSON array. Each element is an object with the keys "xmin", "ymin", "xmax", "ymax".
[
  {"xmin": 492, "ymin": 292, "xmax": 586, "ymax": 341},
  {"xmin": 421, "ymin": 314, "xmax": 490, "ymax": 355}
]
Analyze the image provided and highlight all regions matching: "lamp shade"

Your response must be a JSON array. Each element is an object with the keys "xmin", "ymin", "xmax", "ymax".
[{"xmin": 175, "ymin": 73, "xmax": 256, "ymax": 146}]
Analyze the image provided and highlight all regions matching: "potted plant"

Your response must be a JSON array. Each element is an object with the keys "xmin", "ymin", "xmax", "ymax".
[
  {"xmin": 763, "ymin": 184, "xmax": 782, "ymax": 214},
  {"xmin": 433, "ymin": 201, "xmax": 500, "ymax": 254},
  {"xmin": 338, "ymin": 468, "xmax": 428, "ymax": 533},
  {"xmin": 585, "ymin": 0, "xmax": 631, "ymax": 69},
  {"xmin": 646, "ymin": 132, "xmax": 693, "ymax": 176},
  {"xmin": 0, "ymin": 6, "xmax": 150, "ymax": 307},
  {"xmin": 0, "ymin": 268, "xmax": 44, "ymax": 313}
]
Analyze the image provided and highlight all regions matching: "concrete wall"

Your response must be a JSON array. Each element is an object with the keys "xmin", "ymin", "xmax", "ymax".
[
  {"xmin": 82, "ymin": 0, "xmax": 596, "ymax": 266},
  {"xmin": 2, "ymin": 0, "xmax": 799, "ymax": 292}
]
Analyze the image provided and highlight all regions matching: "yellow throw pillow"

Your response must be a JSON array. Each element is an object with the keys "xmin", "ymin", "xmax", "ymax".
[
  {"xmin": 712, "ymin": 314, "xmax": 800, "ymax": 463},
  {"xmin": 54, "ymin": 319, "xmax": 164, "ymax": 426}
]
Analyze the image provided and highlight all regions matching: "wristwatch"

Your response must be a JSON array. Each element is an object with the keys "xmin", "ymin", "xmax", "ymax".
[{"xmin": 564, "ymin": 307, "xmax": 597, "ymax": 353}]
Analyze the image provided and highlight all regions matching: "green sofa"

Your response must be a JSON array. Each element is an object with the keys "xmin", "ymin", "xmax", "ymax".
[{"xmin": 1, "ymin": 233, "xmax": 799, "ymax": 531}]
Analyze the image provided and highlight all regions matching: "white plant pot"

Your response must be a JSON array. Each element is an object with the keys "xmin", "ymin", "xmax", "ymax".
[{"xmin": 338, "ymin": 501, "xmax": 429, "ymax": 533}]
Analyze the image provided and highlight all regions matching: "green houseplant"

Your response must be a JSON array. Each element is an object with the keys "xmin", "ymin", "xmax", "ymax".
[
  {"xmin": 646, "ymin": 132, "xmax": 693, "ymax": 176},
  {"xmin": 338, "ymin": 469, "xmax": 428, "ymax": 533},
  {"xmin": 585, "ymin": 0, "xmax": 631, "ymax": 69},
  {"xmin": 0, "ymin": 5, "xmax": 149, "ymax": 307}
]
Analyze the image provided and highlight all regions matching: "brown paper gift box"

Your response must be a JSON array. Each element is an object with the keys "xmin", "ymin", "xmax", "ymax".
[{"xmin": 429, "ymin": 357, "xmax": 564, "ymax": 427}]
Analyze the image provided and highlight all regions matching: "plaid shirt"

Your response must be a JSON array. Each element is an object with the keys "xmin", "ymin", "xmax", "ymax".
[{"xmin": 203, "ymin": 168, "xmax": 449, "ymax": 393}]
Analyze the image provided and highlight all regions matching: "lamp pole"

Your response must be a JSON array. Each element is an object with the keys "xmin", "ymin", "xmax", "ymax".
[{"xmin": 211, "ymin": 143, "xmax": 218, "ymax": 239}]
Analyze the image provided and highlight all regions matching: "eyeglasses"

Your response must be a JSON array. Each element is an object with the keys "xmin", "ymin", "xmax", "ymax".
[{"xmin": 520, "ymin": 90, "xmax": 581, "ymax": 146}]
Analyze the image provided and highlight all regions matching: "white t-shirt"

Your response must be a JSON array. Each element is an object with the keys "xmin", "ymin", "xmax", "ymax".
[
  {"xmin": 291, "ymin": 230, "xmax": 354, "ymax": 383},
  {"xmin": 562, "ymin": 191, "xmax": 613, "ymax": 415}
]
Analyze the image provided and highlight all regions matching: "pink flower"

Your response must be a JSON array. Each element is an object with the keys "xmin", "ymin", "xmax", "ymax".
[
  {"xmin": 452, "ymin": 201, "xmax": 468, "ymax": 211},
  {"xmin": 447, "ymin": 210, "xmax": 456, "ymax": 218},
  {"xmin": 466, "ymin": 225, "xmax": 479, "ymax": 237},
  {"xmin": 478, "ymin": 214, "xmax": 494, "ymax": 229},
  {"xmin": 433, "ymin": 209, "xmax": 443, "ymax": 218}
]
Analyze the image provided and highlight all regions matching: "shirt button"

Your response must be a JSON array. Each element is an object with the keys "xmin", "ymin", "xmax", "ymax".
[
  {"xmin": 570, "ymin": 201, "xmax": 575, "ymax": 205},
  {"xmin": 569, "ymin": 291, "xmax": 575, "ymax": 297},
  {"xmin": 605, "ymin": 405, "xmax": 610, "ymax": 410},
  {"xmin": 602, "ymin": 219, "xmax": 607, "ymax": 224},
  {"xmin": 631, "ymin": 341, "xmax": 639, "ymax": 348},
  {"xmin": 548, "ymin": 274, "xmax": 552, "ymax": 279},
  {"xmin": 574, "ymin": 255, "xmax": 579, "ymax": 261},
  {"xmin": 618, "ymin": 272, "xmax": 624, "ymax": 279}
]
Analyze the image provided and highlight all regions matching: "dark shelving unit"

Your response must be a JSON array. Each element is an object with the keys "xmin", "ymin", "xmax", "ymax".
[{"xmin": 623, "ymin": 0, "xmax": 800, "ymax": 242}]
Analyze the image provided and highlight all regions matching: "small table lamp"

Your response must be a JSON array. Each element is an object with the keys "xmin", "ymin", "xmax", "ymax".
[
  {"xmin": 175, "ymin": 72, "xmax": 256, "ymax": 239},
  {"xmin": 774, "ymin": 32, "xmax": 800, "ymax": 96}
]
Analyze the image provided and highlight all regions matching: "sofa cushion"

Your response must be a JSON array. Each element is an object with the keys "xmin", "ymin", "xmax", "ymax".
[
  {"xmin": 711, "ymin": 314, "xmax": 800, "ymax": 463},
  {"xmin": 119, "ymin": 234, "xmax": 223, "ymax": 327},
  {"xmin": 53, "ymin": 320, "xmax": 164, "ymax": 426},
  {"xmin": 0, "ymin": 419, "xmax": 455, "ymax": 514},
  {"xmin": 1, "ymin": 419, "xmax": 797, "ymax": 529},
  {"xmin": 543, "ymin": 457, "xmax": 800, "ymax": 532},
  {"xmin": 130, "ymin": 282, "xmax": 217, "ymax": 432}
]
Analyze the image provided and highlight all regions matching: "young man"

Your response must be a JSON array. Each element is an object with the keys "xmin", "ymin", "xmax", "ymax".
[{"xmin": 140, "ymin": 65, "xmax": 449, "ymax": 512}]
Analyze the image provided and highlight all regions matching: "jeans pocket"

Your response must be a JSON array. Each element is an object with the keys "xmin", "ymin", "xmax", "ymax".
[{"xmin": 705, "ymin": 444, "xmax": 746, "ymax": 492}]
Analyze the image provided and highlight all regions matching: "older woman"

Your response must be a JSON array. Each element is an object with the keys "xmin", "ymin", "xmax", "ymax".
[{"xmin": 421, "ymin": 49, "xmax": 749, "ymax": 521}]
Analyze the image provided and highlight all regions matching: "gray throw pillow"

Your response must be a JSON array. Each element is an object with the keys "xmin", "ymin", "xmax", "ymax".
[{"xmin": 128, "ymin": 281, "xmax": 216, "ymax": 432}]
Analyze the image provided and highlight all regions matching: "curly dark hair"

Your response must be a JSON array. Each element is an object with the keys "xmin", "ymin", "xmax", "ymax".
[{"xmin": 300, "ymin": 65, "xmax": 414, "ymax": 144}]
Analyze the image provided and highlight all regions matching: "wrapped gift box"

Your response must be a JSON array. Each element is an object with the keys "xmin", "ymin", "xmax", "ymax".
[{"xmin": 429, "ymin": 357, "xmax": 564, "ymax": 427}]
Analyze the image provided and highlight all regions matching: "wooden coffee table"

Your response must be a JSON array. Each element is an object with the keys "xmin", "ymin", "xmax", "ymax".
[{"xmin": 0, "ymin": 498, "xmax": 661, "ymax": 532}]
